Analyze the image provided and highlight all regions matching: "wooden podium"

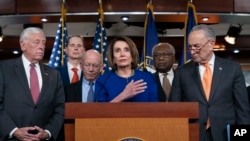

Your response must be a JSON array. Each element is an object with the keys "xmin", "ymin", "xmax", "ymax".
[{"xmin": 64, "ymin": 102, "xmax": 199, "ymax": 141}]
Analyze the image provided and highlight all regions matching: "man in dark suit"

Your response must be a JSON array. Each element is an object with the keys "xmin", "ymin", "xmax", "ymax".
[
  {"xmin": 247, "ymin": 85, "xmax": 250, "ymax": 105},
  {"xmin": 65, "ymin": 49, "xmax": 103, "ymax": 102},
  {"xmin": 152, "ymin": 42, "xmax": 175, "ymax": 102},
  {"xmin": 56, "ymin": 35, "xmax": 85, "ymax": 86},
  {"xmin": 169, "ymin": 24, "xmax": 250, "ymax": 141},
  {"xmin": 0, "ymin": 27, "xmax": 65, "ymax": 141}
]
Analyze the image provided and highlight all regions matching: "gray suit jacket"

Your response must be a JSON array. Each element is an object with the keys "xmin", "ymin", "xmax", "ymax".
[
  {"xmin": 169, "ymin": 56, "xmax": 250, "ymax": 141},
  {"xmin": 0, "ymin": 57, "xmax": 65, "ymax": 141}
]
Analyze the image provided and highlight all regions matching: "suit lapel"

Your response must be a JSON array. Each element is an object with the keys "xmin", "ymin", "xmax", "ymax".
[
  {"xmin": 63, "ymin": 64, "xmax": 70, "ymax": 84},
  {"xmin": 77, "ymin": 80, "xmax": 83, "ymax": 101},
  {"xmin": 39, "ymin": 63, "xmax": 49, "ymax": 103},
  {"xmin": 209, "ymin": 57, "xmax": 223, "ymax": 101},
  {"xmin": 14, "ymin": 58, "xmax": 33, "ymax": 102},
  {"xmin": 191, "ymin": 62, "xmax": 207, "ymax": 100},
  {"xmin": 154, "ymin": 72, "xmax": 166, "ymax": 102}
]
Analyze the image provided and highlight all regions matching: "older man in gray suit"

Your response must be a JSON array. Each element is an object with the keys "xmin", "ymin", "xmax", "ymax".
[{"xmin": 0, "ymin": 27, "xmax": 65, "ymax": 141}]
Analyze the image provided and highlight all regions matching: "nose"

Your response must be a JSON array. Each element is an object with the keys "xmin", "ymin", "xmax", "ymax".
[
  {"xmin": 73, "ymin": 46, "xmax": 79, "ymax": 50},
  {"xmin": 120, "ymin": 50, "xmax": 125, "ymax": 56},
  {"xmin": 189, "ymin": 49, "xmax": 196, "ymax": 55},
  {"xmin": 88, "ymin": 65, "xmax": 94, "ymax": 71},
  {"xmin": 38, "ymin": 43, "xmax": 45, "ymax": 49}
]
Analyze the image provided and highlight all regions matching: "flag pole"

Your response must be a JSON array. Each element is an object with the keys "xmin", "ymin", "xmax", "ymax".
[
  {"xmin": 143, "ymin": 2, "xmax": 155, "ymax": 69},
  {"xmin": 143, "ymin": 0, "xmax": 152, "ymax": 69},
  {"xmin": 143, "ymin": 4, "xmax": 148, "ymax": 69},
  {"xmin": 61, "ymin": 0, "xmax": 67, "ymax": 66},
  {"xmin": 98, "ymin": 0, "xmax": 104, "ymax": 57}
]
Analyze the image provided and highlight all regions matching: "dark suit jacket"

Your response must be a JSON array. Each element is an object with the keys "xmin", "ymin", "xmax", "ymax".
[
  {"xmin": 56, "ymin": 64, "xmax": 70, "ymax": 86},
  {"xmin": 153, "ymin": 72, "xmax": 167, "ymax": 102},
  {"xmin": 169, "ymin": 56, "xmax": 250, "ymax": 141},
  {"xmin": 56, "ymin": 63, "xmax": 83, "ymax": 86},
  {"xmin": 0, "ymin": 57, "xmax": 65, "ymax": 141},
  {"xmin": 247, "ymin": 86, "xmax": 250, "ymax": 105},
  {"xmin": 64, "ymin": 80, "xmax": 82, "ymax": 102}
]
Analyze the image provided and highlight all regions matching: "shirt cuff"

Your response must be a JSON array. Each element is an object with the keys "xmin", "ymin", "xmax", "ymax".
[
  {"xmin": 9, "ymin": 127, "xmax": 18, "ymax": 138},
  {"xmin": 44, "ymin": 130, "xmax": 51, "ymax": 140}
]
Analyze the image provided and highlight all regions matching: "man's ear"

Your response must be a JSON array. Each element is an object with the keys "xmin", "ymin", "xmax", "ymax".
[{"xmin": 20, "ymin": 41, "xmax": 25, "ymax": 51}]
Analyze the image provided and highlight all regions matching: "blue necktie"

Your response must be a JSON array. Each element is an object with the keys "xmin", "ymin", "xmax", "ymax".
[{"xmin": 87, "ymin": 82, "xmax": 94, "ymax": 102}]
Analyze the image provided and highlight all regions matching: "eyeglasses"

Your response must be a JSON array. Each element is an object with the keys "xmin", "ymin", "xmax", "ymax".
[
  {"xmin": 83, "ymin": 63, "xmax": 100, "ymax": 69},
  {"xmin": 188, "ymin": 40, "xmax": 211, "ymax": 52},
  {"xmin": 153, "ymin": 53, "xmax": 173, "ymax": 59}
]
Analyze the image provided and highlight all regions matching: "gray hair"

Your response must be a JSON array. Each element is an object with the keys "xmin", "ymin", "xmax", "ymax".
[
  {"xmin": 19, "ymin": 27, "xmax": 45, "ymax": 42},
  {"xmin": 190, "ymin": 24, "xmax": 216, "ymax": 42},
  {"xmin": 152, "ymin": 42, "xmax": 176, "ymax": 55}
]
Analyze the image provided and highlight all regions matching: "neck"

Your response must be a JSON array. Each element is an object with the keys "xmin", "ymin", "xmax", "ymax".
[
  {"xmin": 68, "ymin": 59, "xmax": 80, "ymax": 67},
  {"xmin": 116, "ymin": 68, "xmax": 134, "ymax": 78}
]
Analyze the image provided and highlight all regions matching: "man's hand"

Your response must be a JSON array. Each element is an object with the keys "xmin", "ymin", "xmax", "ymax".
[{"xmin": 13, "ymin": 126, "xmax": 49, "ymax": 141}]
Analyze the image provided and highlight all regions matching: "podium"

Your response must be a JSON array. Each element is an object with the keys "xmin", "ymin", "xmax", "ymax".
[{"xmin": 64, "ymin": 102, "xmax": 199, "ymax": 141}]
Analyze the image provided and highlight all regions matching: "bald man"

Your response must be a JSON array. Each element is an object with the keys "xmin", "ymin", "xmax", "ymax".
[{"xmin": 64, "ymin": 49, "xmax": 103, "ymax": 102}]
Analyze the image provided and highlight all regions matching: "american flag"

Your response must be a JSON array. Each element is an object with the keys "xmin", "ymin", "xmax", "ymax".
[
  {"xmin": 48, "ymin": 18, "xmax": 68, "ymax": 68},
  {"xmin": 92, "ymin": 6, "xmax": 110, "ymax": 72}
]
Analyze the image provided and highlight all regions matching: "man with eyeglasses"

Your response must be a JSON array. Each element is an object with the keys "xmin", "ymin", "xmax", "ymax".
[
  {"xmin": 64, "ymin": 49, "xmax": 103, "ymax": 102},
  {"xmin": 56, "ymin": 35, "xmax": 85, "ymax": 86},
  {"xmin": 169, "ymin": 24, "xmax": 250, "ymax": 141},
  {"xmin": 152, "ymin": 42, "xmax": 175, "ymax": 102}
]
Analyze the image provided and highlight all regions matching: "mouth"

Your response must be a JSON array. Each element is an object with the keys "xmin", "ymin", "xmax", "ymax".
[
  {"xmin": 37, "ymin": 52, "xmax": 44, "ymax": 56},
  {"xmin": 73, "ymin": 52, "xmax": 79, "ymax": 55},
  {"xmin": 157, "ymin": 62, "xmax": 167, "ymax": 66},
  {"xmin": 119, "ymin": 59, "xmax": 127, "ymax": 62}
]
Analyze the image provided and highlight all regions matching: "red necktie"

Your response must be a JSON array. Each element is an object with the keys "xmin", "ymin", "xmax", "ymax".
[
  {"xmin": 71, "ymin": 68, "xmax": 79, "ymax": 83},
  {"xmin": 30, "ymin": 63, "xmax": 40, "ymax": 104}
]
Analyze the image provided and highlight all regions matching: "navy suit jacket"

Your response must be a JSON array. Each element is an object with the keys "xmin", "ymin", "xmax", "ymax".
[
  {"xmin": 64, "ymin": 80, "xmax": 82, "ymax": 102},
  {"xmin": 169, "ymin": 56, "xmax": 250, "ymax": 141},
  {"xmin": 56, "ymin": 64, "xmax": 70, "ymax": 86},
  {"xmin": 0, "ymin": 57, "xmax": 65, "ymax": 141},
  {"xmin": 56, "ymin": 63, "xmax": 83, "ymax": 86}
]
